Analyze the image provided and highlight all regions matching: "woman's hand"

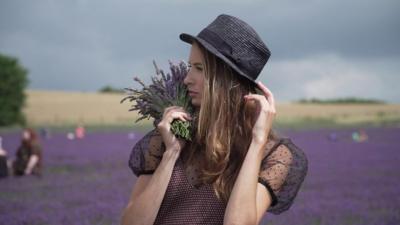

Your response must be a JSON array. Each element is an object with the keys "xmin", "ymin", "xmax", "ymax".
[
  {"xmin": 157, "ymin": 106, "xmax": 192, "ymax": 154},
  {"xmin": 244, "ymin": 81, "xmax": 276, "ymax": 146}
]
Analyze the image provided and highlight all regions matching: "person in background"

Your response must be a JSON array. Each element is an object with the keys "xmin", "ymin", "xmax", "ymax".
[
  {"xmin": 39, "ymin": 127, "xmax": 51, "ymax": 139},
  {"xmin": 0, "ymin": 136, "xmax": 9, "ymax": 178},
  {"xmin": 12, "ymin": 128, "xmax": 43, "ymax": 177},
  {"xmin": 75, "ymin": 123, "xmax": 85, "ymax": 139},
  {"xmin": 352, "ymin": 129, "xmax": 369, "ymax": 143}
]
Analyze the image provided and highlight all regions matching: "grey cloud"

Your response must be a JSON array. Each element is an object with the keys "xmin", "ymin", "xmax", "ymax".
[{"xmin": 0, "ymin": 0, "xmax": 399, "ymax": 102}]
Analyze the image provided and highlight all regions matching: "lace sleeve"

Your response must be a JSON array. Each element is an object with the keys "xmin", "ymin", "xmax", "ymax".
[
  {"xmin": 258, "ymin": 138, "xmax": 308, "ymax": 215},
  {"xmin": 128, "ymin": 128, "xmax": 166, "ymax": 177}
]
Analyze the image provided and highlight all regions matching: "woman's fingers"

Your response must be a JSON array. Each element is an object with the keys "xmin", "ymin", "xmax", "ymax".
[
  {"xmin": 164, "ymin": 111, "xmax": 192, "ymax": 124},
  {"xmin": 183, "ymin": 113, "xmax": 192, "ymax": 120},
  {"xmin": 244, "ymin": 94, "xmax": 269, "ymax": 111},
  {"xmin": 244, "ymin": 94, "xmax": 276, "ymax": 114},
  {"xmin": 255, "ymin": 81, "xmax": 276, "ymax": 111},
  {"xmin": 256, "ymin": 81, "xmax": 271, "ymax": 95},
  {"xmin": 157, "ymin": 106, "xmax": 192, "ymax": 152},
  {"xmin": 163, "ymin": 106, "xmax": 191, "ymax": 119},
  {"xmin": 164, "ymin": 106, "xmax": 184, "ymax": 115},
  {"xmin": 158, "ymin": 112, "xmax": 190, "ymax": 135},
  {"xmin": 258, "ymin": 82, "xmax": 275, "ymax": 108}
]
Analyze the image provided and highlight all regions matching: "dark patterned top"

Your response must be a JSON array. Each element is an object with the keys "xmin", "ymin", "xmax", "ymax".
[
  {"xmin": 13, "ymin": 142, "xmax": 43, "ymax": 176},
  {"xmin": 129, "ymin": 129, "xmax": 308, "ymax": 223}
]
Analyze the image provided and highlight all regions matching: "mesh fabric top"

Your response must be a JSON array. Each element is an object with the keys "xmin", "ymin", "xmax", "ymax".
[{"xmin": 129, "ymin": 129, "xmax": 308, "ymax": 223}]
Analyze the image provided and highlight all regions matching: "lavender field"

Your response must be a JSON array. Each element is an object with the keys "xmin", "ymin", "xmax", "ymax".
[{"xmin": 0, "ymin": 127, "xmax": 399, "ymax": 225}]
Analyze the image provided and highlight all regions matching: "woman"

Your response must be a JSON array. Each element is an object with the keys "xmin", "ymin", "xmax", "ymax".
[
  {"xmin": 13, "ymin": 128, "xmax": 43, "ymax": 176},
  {"xmin": 122, "ymin": 14, "xmax": 308, "ymax": 225}
]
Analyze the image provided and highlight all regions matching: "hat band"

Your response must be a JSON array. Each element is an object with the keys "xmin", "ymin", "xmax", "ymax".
[{"xmin": 197, "ymin": 29, "xmax": 255, "ymax": 79}]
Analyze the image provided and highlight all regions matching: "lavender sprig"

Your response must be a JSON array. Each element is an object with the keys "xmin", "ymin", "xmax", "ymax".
[{"xmin": 121, "ymin": 60, "xmax": 194, "ymax": 141}]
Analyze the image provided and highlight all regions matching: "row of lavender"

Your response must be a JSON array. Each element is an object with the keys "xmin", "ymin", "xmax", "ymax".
[{"xmin": 0, "ymin": 127, "xmax": 399, "ymax": 225}]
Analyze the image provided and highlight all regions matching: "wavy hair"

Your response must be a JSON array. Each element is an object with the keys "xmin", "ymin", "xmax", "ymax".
[{"xmin": 183, "ymin": 41, "xmax": 280, "ymax": 203}]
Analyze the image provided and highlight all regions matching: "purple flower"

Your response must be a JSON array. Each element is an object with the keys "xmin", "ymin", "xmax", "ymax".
[{"xmin": 121, "ymin": 60, "xmax": 194, "ymax": 140}]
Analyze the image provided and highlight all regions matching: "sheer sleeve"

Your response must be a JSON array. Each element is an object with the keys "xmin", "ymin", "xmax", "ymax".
[
  {"xmin": 128, "ymin": 128, "xmax": 166, "ymax": 177},
  {"xmin": 258, "ymin": 138, "xmax": 308, "ymax": 215}
]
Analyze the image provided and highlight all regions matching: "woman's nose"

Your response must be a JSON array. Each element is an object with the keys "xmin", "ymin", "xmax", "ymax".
[{"xmin": 184, "ymin": 70, "xmax": 192, "ymax": 86}]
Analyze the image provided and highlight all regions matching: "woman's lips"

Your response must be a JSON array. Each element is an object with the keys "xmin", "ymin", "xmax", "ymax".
[{"xmin": 188, "ymin": 91, "xmax": 198, "ymax": 96}]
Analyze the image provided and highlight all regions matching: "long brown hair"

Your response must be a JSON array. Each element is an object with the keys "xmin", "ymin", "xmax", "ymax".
[
  {"xmin": 22, "ymin": 128, "xmax": 40, "ymax": 148},
  {"xmin": 184, "ymin": 41, "xmax": 280, "ymax": 203}
]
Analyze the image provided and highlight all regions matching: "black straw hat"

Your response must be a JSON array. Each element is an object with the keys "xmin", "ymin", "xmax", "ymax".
[{"xmin": 179, "ymin": 14, "xmax": 271, "ymax": 86}]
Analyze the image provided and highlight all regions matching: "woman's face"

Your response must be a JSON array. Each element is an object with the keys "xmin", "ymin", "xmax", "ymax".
[
  {"xmin": 184, "ymin": 42, "xmax": 205, "ymax": 108},
  {"xmin": 22, "ymin": 130, "xmax": 30, "ymax": 140}
]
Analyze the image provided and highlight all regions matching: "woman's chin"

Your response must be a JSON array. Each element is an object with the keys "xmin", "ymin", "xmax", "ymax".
[{"xmin": 191, "ymin": 99, "xmax": 201, "ymax": 108}]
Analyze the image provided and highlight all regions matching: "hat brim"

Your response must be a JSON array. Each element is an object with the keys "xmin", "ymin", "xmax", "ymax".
[{"xmin": 179, "ymin": 33, "xmax": 261, "ymax": 91}]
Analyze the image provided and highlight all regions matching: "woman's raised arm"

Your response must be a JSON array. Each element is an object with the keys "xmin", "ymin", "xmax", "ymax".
[
  {"xmin": 224, "ymin": 81, "xmax": 277, "ymax": 225},
  {"xmin": 121, "ymin": 106, "xmax": 191, "ymax": 224},
  {"xmin": 224, "ymin": 140, "xmax": 272, "ymax": 225},
  {"xmin": 121, "ymin": 148, "xmax": 180, "ymax": 225}
]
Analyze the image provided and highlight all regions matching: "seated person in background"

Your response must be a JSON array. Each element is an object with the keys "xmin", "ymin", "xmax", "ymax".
[
  {"xmin": 0, "ymin": 136, "xmax": 9, "ymax": 178},
  {"xmin": 13, "ymin": 128, "xmax": 43, "ymax": 177}
]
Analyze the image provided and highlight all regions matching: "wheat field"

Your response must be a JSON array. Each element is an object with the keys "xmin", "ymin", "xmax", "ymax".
[
  {"xmin": 22, "ymin": 90, "xmax": 151, "ymax": 127},
  {"xmin": 22, "ymin": 90, "xmax": 400, "ymax": 128}
]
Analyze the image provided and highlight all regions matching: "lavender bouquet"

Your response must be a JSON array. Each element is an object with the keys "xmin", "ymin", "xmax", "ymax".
[{"xmin": 120, "ymin": 60, "xmax": 194, "ymax": 141}]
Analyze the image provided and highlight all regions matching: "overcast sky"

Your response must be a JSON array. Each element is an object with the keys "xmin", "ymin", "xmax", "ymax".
[{"xmin": 1, "ymin": 0, "xmax": 399, "ymax": 103}]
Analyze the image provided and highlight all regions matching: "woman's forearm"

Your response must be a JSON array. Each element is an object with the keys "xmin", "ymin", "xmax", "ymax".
[
  {"xmin": 25, "ymin": 155, "xmax": 39, "ymax": 174},
  {"xmin": 224, "ymin": 140, "xmax": 265, "ymax": 225},
  {"xmin": 121, "ymin": 149, "xmax": 180, "ymax": 225}
]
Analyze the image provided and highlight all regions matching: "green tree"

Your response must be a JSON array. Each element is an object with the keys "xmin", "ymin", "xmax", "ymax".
[
  {"xmin": 0, "ymin": 53, "xmax": 29, "ymax": 126},
  {"xmin": 99, "ymin": 85, "xmax": 124, "ymax": 94}
]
